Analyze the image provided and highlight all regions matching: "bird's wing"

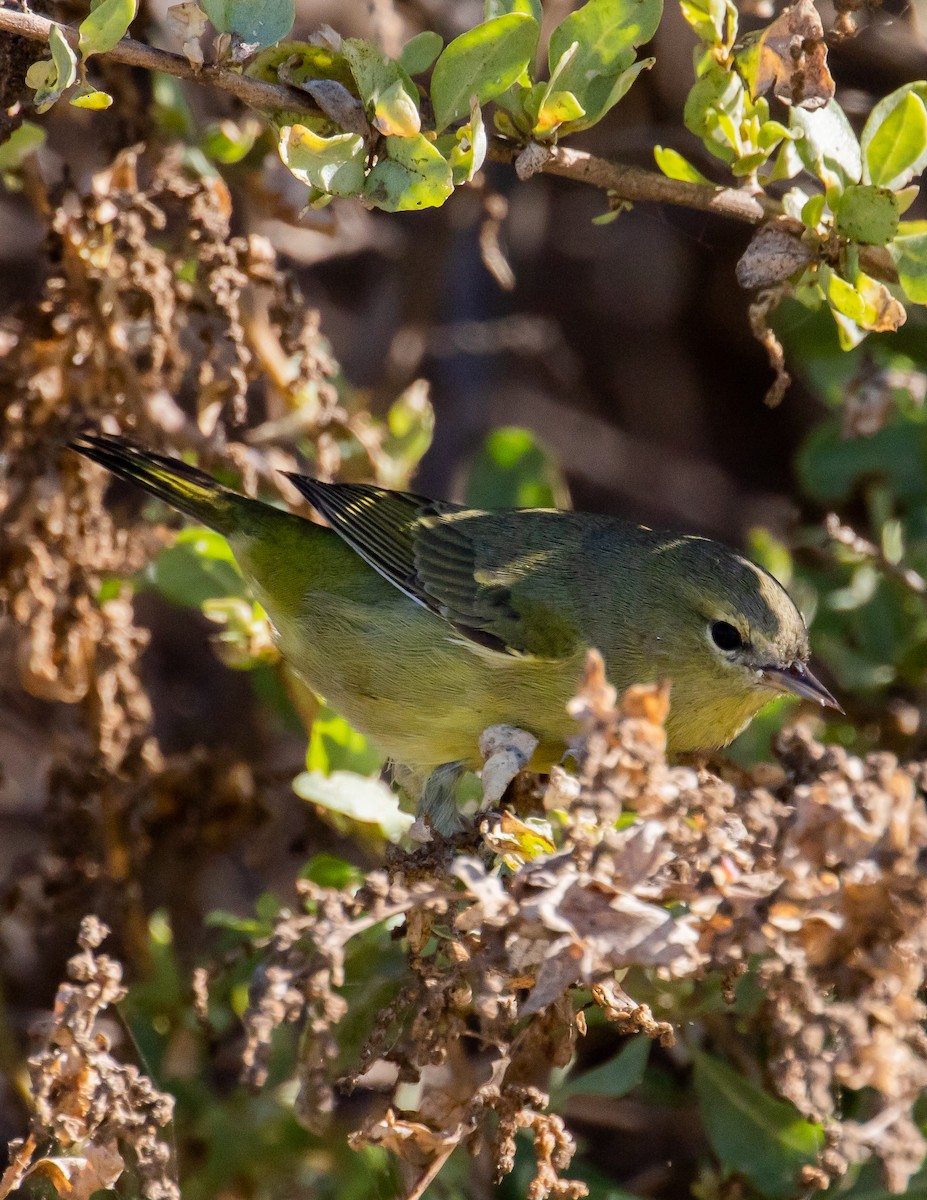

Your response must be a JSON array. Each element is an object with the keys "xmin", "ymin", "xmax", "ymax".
[{"xmin": 283, "ymin": 476, "xmax": 581, "ymax": 659}]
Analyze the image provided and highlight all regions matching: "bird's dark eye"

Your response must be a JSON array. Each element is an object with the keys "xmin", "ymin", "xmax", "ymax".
[{"xmin": 710, "ymin": 621, "xmax": 743, "ymax": 652}]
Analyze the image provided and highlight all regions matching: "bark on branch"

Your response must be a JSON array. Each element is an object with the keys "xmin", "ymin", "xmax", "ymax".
[{"xmin": 0, "ymin": 3, "xmax": 779, "ymax": 228}]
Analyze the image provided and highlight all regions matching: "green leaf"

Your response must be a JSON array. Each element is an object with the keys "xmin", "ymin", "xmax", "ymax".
[
  {"xmin": 791, "ymin": 100, "xmax": 861, "ymax": 189},
  {"xmin": 486, "ymin": 0, "xmax": 543, "ymax": 19},
  {"xmin": 890, "ymin": 224, "xmax": 927, "ymax": 303},
  {"xmin": 78, "ymin": 0, "xmax": 137, "ymax": 57},
  {"xmin": 278, "ymin": 124, "xmax": 366, "ymax": 198},
  {"xmin": 834, "ymin": 184, "xmax": 900, "ymax": 245},
  {"xmin": 292, "ymin": 771, "xmax": 412, "ymax": 842},
  {"xmin": 861, "ymin": 84, "xmax": 927, "ymax": 191},
  {"xmin": 684, "ymin": 65, "xmax": 744, "ymax": 163},
  {"xmin": 466, "ymin": 426, "xmax": 570, "ymax": 509},
  {"xmin": 444, "ymin": 99, "xmax": 488, "ymax": 184},
  {"xmin": 342, "ymin": 38, "xmax": 421, "ymax": 136},
  {"xmin": 693, "ymin": 1051, "xmax": 824, "ymax": 1199},
  {"xmin": 145, "ymin": 527, "xmax": 245, "ymax": 609},
  {"xmin": 364, "ymin": 133, "xmax": 454, "ymax": 211},
  {"xmin": 430, "ymin": 13, "xmax": 540, "ymax": 131},
  {"xmin": 654, "ymin": 144, "xmax": 712, "ymax": 184},
  {"xmin": 202, "ymin": 0, "xmax": 294, "ymax": 46},
  {"xmin": 306, "ymin": 704, "xmax": 383, "ymax": 776},
  {"xmin": 203, "ymin": 118, "xmax": 259, "ymax": 163},
  {"xmin": 679, "ymin": 0, "xmax": 732, "ymax": 43},
  {"xmin": 547, "ymin": 0, "xmax": 663, "ymax": 132},
  {"xmin": 561, "ymin": 1035, "xmax": 651, "ymax": 1098},
  {"xmin": 0, "ymin": 122, "xmax": 46, "ymax": 182},
  {"xmin": 69, "ymin": 83, "xmax": 113, "ymax": 109},
  {"xmin": 398, "ymin": 30, "xmax": 444, "ymax": 76},
  {"xmin": 25, "ymin": 27, "xmax": 78, "ymax": 113},
  {"xmin": 299, "ymin": 852, "xmax": 365, "ymax": 889}
]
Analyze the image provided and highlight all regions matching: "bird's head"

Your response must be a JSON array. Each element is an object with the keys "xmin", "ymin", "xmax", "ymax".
[{"xmin": 644, "ymin": 534, "xmax": 841, "ymax": 749}]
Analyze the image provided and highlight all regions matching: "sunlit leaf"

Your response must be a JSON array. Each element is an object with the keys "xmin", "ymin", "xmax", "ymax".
[
  {"xmin": 834, "ymin": 184, "xmax": 900, "ymax": 246},
  {"xmin": 431, "ymin": 13, "xmax": 539, "ymax": 131},
  {"xmin": 654, "ymin": 144, "xmax": 712, "ymax": 184},
  {"xmin": 25, "ymin": 27, "xmax": 78, "ymax": 113},
  {"xmin": 306, "ymin": 705, "xmax": 383, "ymax": 776},
  {"xmin": 485, "ymin": 0, "xmax": 542, "ymax": 18},
  {"xmin": 79, "ymin": 0, "xmax": 137, "ymax": 57},
  {"xmin": 861, "ymin": 83, "xmax": 927, "ymax": 192},
  {"xmin": 69, "ymin": 83, "xmax": 114, "ymax": 109},
  {"xmin": 363, "ymin": 133, "xmax": 453, "ymax": 211},
  {"xmin": 547, "ymin": 0, "xmax": 663, "ymax": 132},
  {"xmin": 342, "ymin": 38, "xmax": 421, "ymax": 136},
  {"xmin": 292, "ymin": 771, "xmax": 412, "ymax": 842},
  {"xmin": 278, "ymin": 124, "xmax": 366, "ymax": 198},
  {"xmin": 791, "ymin": 100, "xmax": 861, "ymax": 189}
]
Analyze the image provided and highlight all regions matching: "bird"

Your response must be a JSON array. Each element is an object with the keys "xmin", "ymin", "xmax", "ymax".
[{"xmin": 70, "ymin": 431, "xmax": 839, "ymax": 831}]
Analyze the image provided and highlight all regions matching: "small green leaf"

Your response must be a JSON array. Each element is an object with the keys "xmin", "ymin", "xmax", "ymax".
[
  {"xmin": 202, "ymin": 118, "xmax": 259, "ymax": 163},
  {"xmin": 146, "ymin": 527, "xmax": 245, "ymax": 609},
  {"xmin": 78, "ymin": 0, "xmax": 137, "ymax": 57},
  {"xmin": 562, "ymin": 1035, "xmax": 651, "ymax": 1099},
  {"xmin": 431, "ymin": 13, "xmax": 540, "ymax": 131},
  {"xmin": 306, "ymin": 704, "xmax": 383, "ymax": 776},
  {"xmin": 861, "ymin": 84, "xmax": 927, "ymax": 191},
  {"xmin": 293, "ymin": 771, "xmax": 412, "ymax": 842},
  {"xmin": 25, "ymin": 26, "xmax": 78, "ymax": 113},
  {"xmin": 466, "ymin": 426, "xmax": 570, "ymax": 509},
  {"xmin": 398, "ymin": 30, "xmax": 444, "ymax": 76},
  {"xmin": 0, "ymin": 122, "xmax": 46, "ymax": 182},
  {"xmin": 201, "ymin": 0, "xmax": 294, "ymax": 47},
  {"xmin": 800, "ymin": 192, "xmax": 825, "ymax": 229},
  {"xmin": 890, "ymin": 223, "xmax": 927, "ymax": 303},
  {"xmin": 791, "ymin": 100, "xmax": 861, "ymax": 189},
  {"xmin": 278, "ymin": 124, "xmax": 366, "ymax": 198},
  {"xmin": 342, "ymin": 38, "xmax": 420, "ymax": 136},
  {"xmin": 69, "ymin": 82, "xmax": 113, "ymax": 109},
  {"xmin": 834, "ymin": 184, "xmax": 900, "ymax": 245},
  {"xmin": 654, "ymin": 145, "xmax": 712, "ymax": 184},
  {"xmin": 693, "ymin": 1051, "xmax": 824, "ymax": 1199},
  {"xmin": 364, "ymin": 133, "xmax": 454, "ymax": 211},
  {"xmin": 679, "ymin": 0, "xmax": 732, "ymax": 43},
  {"xmin": 485, "ymin": 0, "xmax": 543, "ymax": 19},
  {"xmin": 547, "ymin": 0, "xmax": 663, "ymax": 132},
  {"xmin": 444, "ymin": 99, "xmax": 487, "ymax": 184},
  {"xmin": 684, "ymin": 65, "xmax": 744, "ymax": 163}
]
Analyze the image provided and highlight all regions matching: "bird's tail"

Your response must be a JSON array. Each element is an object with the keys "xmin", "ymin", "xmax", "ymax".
[{"xmin": 70, "ymin": 432, "xmax": 239, "ymax": 534}]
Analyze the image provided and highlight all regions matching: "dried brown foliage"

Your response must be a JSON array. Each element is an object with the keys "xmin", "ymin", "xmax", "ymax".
[
  {"xmin": 208, "ymin": 655, "xmax": 927, "ymax": 1198},
  {"xmin": 0, "ymin": 916, "xmax": 177, "ymax": 1200}
]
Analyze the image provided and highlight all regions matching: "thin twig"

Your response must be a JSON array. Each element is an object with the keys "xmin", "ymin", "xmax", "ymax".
[
  {"xmin": 0, "ymin": 4, "xmax": 779, "ymax": 226},
  {"xmin": 0, "ymin": 5, "xmax": 319, "ymax": 116},
  {"xmin": 0, "ymin": 1, "xmax": 904, "ymax": 279},
  {"xmin": 825, "ymin": 512, "xmax": 927, "ymax": 594}
]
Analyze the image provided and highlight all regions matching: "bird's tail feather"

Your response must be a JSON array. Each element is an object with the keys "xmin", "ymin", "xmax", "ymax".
[{"xmin": 70, "ymin": 432, "xmax": 237, "ymax": 533}]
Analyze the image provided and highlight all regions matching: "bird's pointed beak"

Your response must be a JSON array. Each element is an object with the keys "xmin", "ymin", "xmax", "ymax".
[{"xmin": 762, "ymin": 661, "xmax": 844, "ymax": 713}]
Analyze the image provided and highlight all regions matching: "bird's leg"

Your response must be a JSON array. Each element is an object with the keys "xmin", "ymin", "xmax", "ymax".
[
  {"xmin": 418, "ymin": 761, "xmax": 467, "ymax": 835},
  {"xmin": 478, "ymin": 725, "xmax": 539, "ymax": 810}
]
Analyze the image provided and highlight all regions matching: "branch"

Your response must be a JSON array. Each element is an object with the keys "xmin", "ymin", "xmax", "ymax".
[
  {"xmin": 0, "ymin": 5, "xmax": 319, "ymax": 117},
  {"xmin": 486, "ymin": 138, "xmax": 778, "ymax": 226},
  {"xmin": 0, "ymin": 1, "xmax": 904, "ymax": 278},
  {"xmin": 0, "ymin": 3, "xmax": 777, "ymax": 226}
]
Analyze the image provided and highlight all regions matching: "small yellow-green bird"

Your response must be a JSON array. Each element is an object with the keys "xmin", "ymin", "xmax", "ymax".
[{"xmin": 71, "ymin": 432, "xmax": 838, "ymax": 829}]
